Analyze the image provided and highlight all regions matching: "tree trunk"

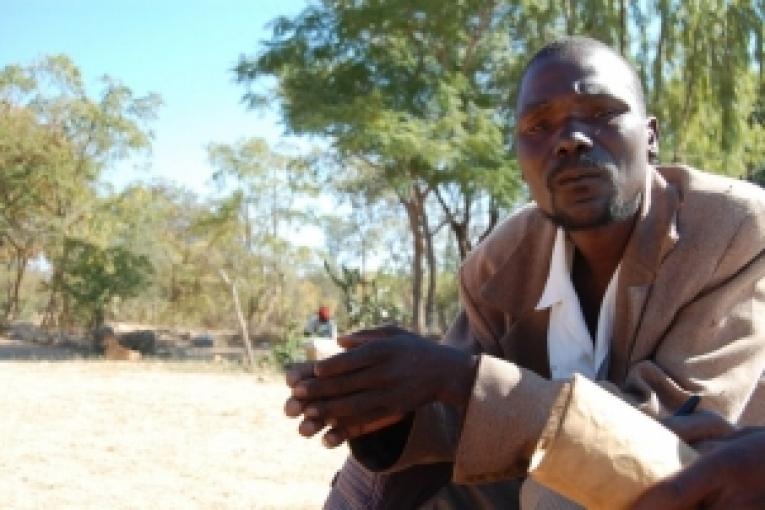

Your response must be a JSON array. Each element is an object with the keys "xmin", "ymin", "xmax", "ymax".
[
  {"xmin": 432, "ymin": 184, "xmax": 473, "ymax": 261},
  {"xmin": 652, "ymin": 0, "xmax": 668, "ymax": 102},
  {"xmin": 402, "ymin": 186, "xmax": 426, "ymax": 333},
  {"xmin": 2, "ymin": 258, "xmax": 12, "ymax": 324},
  {"xmin": 42, "ymin": 240, "xmax": 70, "ymax": 330},
  {"xmin": 479, "ymin": 196, "xmax": 500, "ymax": 243},
  {"xmin": 219, "ymin": 269, "xmax": 256, "ymax": 369},
  {"xmin": 566, "ymin": 0, "xmax": 577, "ymax": 34},
  {"xmin": 422, "ymin": 205, "xmax": 438, "ymax": 334},
  {"xmin": 619, "ymin": 0, "xmax": 627, "ymax": 55},
  {"xmin": 9, "ymin": 249, "xmax": 29, "ymax": 322},
  {"xmin": 1, "ymin": 243, "xmax": 25, "ymax": 324}
]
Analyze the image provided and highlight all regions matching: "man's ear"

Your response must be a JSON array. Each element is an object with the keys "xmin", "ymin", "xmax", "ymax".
[{"xmin": 647, "ymin": 117, "xmax": 659, "ymax": 163}]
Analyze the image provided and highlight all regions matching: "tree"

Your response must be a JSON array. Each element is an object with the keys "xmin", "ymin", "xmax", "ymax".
[
  {"xmin": 632, "ymin": 1, "xmax": 765, "ymax": 176},
  {"xmin": 206, "ymin": 138, "xmax": 324, "ymax": 339},
  {"xmin": 58, "ymin": 238, "xmax": 153, "ymax": 328},
  {"xmin": 0, "ymin": 55, "xmax": 160, "ymax": 329},
  {"xmin": 237, "ymin": 0, "xmax": 524, "ymax": 331},
  {"xmin": 0, "ymin": 104, "xmax": 74, "ymax": 322}
]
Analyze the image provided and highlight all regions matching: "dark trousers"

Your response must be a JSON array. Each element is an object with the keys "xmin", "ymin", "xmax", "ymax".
[{"xmin": 324, "ymin": 457, "xmax": 522, "ymax": 510}]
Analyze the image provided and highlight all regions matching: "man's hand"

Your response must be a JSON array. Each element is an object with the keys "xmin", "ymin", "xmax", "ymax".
[
  {"xmin": 661, "ymin": 410, "xmax": 737, "ymax": 451},
  {"xmin": 283, "ymin": 326, "xmax": 477, "ymax": 448},
  {"xmin": 632, "ymin": 427, "xmax": 765, "ymax": 510}
]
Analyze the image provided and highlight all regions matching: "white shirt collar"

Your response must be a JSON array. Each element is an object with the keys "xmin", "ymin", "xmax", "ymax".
[
  {"xmin": 534, "ymin": 227, "xmax": 621, "ymax": 381},
  {"xmin": 535, "ymin": 228, "xmax": 575, "ymax": 311}
]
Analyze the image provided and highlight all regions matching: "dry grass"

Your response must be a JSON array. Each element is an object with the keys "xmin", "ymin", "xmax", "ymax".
[{"xmin": 0, "ymin": 361, "xmax": 347, "ymax": 509}]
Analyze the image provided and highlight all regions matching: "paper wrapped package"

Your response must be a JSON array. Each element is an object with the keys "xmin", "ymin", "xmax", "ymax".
[
  {"xmin": 303, "ymin": 337, "xmax": 344, "ymax": 361},
  {"xmin": 528, "ymin": 374, "xmax": 698, "ymax": 510}
]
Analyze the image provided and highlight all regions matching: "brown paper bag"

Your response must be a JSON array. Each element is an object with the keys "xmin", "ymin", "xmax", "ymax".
[{"xmin": 528, "ymin": 374, "xmax": 698, "ymax": 510}]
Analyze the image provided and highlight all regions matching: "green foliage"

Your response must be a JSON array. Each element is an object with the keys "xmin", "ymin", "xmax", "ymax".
[
  {"xmin": 323, "ymin": 261, "xmax": 406, "ymax": 329},
  {"xmin": 241, "ymin": 0, "xmax": 764, "ymax": 198},
  {"xmin": 58, "ymin": 238, "xmax": 153, "ymax": 328},
  {"xmin": 271, "ymin": 337, "xmax": 305, "ymax": 367},
  {"xmin": 0, "ymin": 55, "xmax": 160, "ymax": 327},
  {"xmin": 238, "ymin": 1, "xmax": 533, "ymax": 331},
  {"xmin": 637, "ymin": 1, "xmax": 765, "ymax": 176},
  {"xmin": 204, "ymin": 138, "xmax": 339, "ymax": 339},
  {"xmin": 237, "ymin": 0, "xmax": 525, "ymax": 238},
  {"xmin": 748, "ymin": 164, "xmax": 765, "ymax": 187}
]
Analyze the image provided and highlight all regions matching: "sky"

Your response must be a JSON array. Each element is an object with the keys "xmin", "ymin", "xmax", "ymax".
[{"xmin": 0, "ymin": 0, "xmax": 311, "ymax": 195}]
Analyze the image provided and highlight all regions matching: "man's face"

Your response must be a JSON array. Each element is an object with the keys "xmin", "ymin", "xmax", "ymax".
[{"xmin": 514, "ymin": 49, "xmax": 657, "ymax": 230}]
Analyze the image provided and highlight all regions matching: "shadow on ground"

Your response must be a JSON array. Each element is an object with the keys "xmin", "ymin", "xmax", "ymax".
[
  {"xmin": 0, "ymin": 322, "xmax": 266, "ymax": 363},
  {"xmin": 0, "ymin": 337, "xmax": 87, "ymax": 360}
]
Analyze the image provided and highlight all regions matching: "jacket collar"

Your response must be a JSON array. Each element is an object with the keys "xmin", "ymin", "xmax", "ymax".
[
  {"xmin": 618, "ymin": 167, "xmax": 680, "ymax": 286},
  {"xmin": 478, "ymin": 166, "xmax": 680, "ymax": 319}
]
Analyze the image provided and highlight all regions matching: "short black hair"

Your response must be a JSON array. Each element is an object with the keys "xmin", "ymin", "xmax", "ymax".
[{"xmin": 520, "ymin": 36, "xmax": 646, "ymax": 115}]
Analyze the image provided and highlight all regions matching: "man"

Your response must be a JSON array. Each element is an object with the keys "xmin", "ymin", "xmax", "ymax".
[
  {"xmin": 286, "ymin": 36, "xmax": 765, "ymax": 508},
  {"xmin": 304, "ymin": 305, "xmax": 338, "ymax": 340}
]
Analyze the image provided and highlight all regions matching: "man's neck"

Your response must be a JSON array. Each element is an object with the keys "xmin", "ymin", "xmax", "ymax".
[
  {"xmin": 568, "ymin": 214, "xmax": 637, "ymax": 280},
  {"xmin": 568, "ymin": 215, "xmax": 637, "ymax": 339}
]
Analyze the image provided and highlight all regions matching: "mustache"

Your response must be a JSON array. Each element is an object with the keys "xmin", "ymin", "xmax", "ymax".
[{"xmin": 547, "ymin": 153, "xmax": 611, "ymax": 187}]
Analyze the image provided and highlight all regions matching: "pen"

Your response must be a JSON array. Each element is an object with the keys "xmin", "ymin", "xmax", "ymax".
[{"xmin": 673, "ymin": 394, "xmax": 701, "ymax": 416}]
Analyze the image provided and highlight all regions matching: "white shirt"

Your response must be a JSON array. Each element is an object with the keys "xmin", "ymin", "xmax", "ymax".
[{"xmin": 535, "ymin": 228, "xmax": 620, "ymax": 381}]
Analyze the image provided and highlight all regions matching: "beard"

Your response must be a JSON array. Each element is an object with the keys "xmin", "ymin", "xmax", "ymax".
[
  {"xmin": 545, "ymin": 186, "xmax": 642, "ymax": 230},
  {"xmin": 541, "ymin": 150, "xmax": 646, "ymax": 230}
]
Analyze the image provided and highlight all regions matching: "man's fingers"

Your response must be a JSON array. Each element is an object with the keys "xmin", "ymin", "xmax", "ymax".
[
  {"xmin": 321, "ymin": 412, "xmax": 406, "ymax": 448},
  {"xmin": 297, "ymin": 417, "xmax": 326, "ymax": 438},
  {"xmin": 632, "ymin": 457, "xmax": 719, "ymax": 510},
  {"xmin": 285, "ymin": 361, "xmax": 316, "ymax": 387},
  {"xmin": 302, "ymin": 387, "xmax": 395, "ymax": 422},
  {"xmin": 284, "ymin": 397, "xmax": 305, "ymax": 418},
  {"xmin": 292, "ymin": 366, "xmax": 390, "ymax": 406},
  {"xmin": 631, "ymin": 478, "xmax": 695, "ymax": 510},
  {"xmin": 337, "ymin": 326, "xmax": 405, "ymax": 348},
  {"xmin": 313, "ymin": 342, "xmax": 388, "ymax": 378},
  {"xmin": 663, "ymin": 410, "xmax": 736, "ymax": 445},
  {"xmin": 337, "ymin": 335, "xmax": 367, "ymax": 349},
  {"xmin": 342, "ymin": 413, "xmax": 405, "ymax": 439}
]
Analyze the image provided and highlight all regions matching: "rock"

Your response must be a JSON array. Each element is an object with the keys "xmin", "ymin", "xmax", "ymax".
[
  {"xmin": 10, "ymin": 322, "xmax": 37, "ymax": 343},
  {"xmin": 119, "ymin": 330, "xmax": 157, "ymax": 355},
  {"xmin": 92, "ymin": 325, "xmax": 115, "ymax": 354},
  {"xmin": 191, "ymin": 334, "xmax": 214, "ymax": 348},
  {"xmin": 92, "ymin": 327, "xmax": 156, "ymax": 355}
]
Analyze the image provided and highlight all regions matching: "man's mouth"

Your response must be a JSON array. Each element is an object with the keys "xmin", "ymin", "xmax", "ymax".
[{"xmin": 549, "ymin": 166, "xmax": 605, "ymax": 188}]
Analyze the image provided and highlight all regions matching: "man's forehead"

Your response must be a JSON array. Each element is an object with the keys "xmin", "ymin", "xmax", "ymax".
[{"xmin": 517, "ymin": 51, "xmax": 637, "ymax": 111}]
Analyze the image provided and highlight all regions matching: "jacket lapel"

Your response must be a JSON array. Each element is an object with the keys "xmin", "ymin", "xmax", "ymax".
[
  {"xmin": 609, "ymin": 168, "xmax": 680, "ymax": 383},
  {"xmin": 478, "ymin": 214, "xmax": 556, "ymax": 378},
  {"xmin": 499, "ymin": 308, "xmax": 552, "ymax": 378}
]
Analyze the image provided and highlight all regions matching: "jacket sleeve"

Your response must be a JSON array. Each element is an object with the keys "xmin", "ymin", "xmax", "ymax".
[
  {"xmin": 351, "ymin": 272, "xmax": 564, "ymax": 484},
  {"xmin": 445, "ymin": 275, "xmax": 564, "ymax": 483}
]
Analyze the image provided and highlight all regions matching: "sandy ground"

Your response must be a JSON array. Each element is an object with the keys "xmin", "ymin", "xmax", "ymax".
[{"xmin": 0, "ymin": 360, "xmax": 348, "ymax": 509}]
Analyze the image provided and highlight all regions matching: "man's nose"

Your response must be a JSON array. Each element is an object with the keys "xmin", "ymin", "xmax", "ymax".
[{"xmin": 555, "ymin": 127, "xmax": 593, "ymax": 157}]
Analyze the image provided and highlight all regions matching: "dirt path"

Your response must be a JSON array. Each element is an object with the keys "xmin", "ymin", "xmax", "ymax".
[{"xmin": 0, "ymin": 361, "xmax": 347, "ymax": 509}]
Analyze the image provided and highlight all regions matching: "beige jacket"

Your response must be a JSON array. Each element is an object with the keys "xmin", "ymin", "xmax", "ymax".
[{"xmin": 359, "ymin": 165, "xmax": 765, "ymax": 488}]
